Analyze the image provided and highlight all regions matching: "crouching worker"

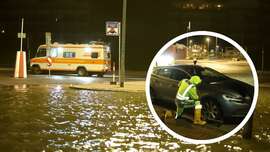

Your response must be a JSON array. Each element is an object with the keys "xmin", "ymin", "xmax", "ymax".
[{"xmin": 175, "ymin": 75, "xmax": 206, "ymax": 125}]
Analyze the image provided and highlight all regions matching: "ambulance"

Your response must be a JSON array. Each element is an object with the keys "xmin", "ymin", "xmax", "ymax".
[{"xmin": 30, "ymin": 42, "xmax": 111, "ymax": 77}]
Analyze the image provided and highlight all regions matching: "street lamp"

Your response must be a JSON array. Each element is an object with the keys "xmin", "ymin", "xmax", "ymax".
[{"xmin": 206, "ymin": 37, "xmax": 210, "ymax": 52}]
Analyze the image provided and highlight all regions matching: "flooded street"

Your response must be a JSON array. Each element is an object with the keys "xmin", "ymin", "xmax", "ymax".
[{"xmin": 0, "ymin": 84, "xmax": 270, "ymax": 151}]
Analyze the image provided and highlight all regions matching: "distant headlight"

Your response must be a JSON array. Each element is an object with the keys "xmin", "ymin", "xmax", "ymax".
[{"xmin": 222, "ymin": 94, "xmax": 243, "ymax": 103}]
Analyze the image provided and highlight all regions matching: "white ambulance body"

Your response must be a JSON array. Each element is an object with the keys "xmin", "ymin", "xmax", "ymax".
[{"xmin": 30, "ymin": 42, "xmax": 111, "ymax": 77}]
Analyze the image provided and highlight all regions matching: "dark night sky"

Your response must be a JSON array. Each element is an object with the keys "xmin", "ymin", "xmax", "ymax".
[{"xmin": 0, "ymin": 0, "xmax": 269, "ymax": 70}]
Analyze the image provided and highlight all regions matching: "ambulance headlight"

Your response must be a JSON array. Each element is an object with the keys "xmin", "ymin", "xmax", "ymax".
[{"xmin": 106, "ymin": 46, "xmax": 110, "ymax": 52}]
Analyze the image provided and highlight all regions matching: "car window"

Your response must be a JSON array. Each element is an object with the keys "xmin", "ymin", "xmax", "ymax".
[
  {"xmin": 152, "ymin": 68, "xmax": 160, "ymax": 75},
  {"xmin": 158, "ymin": 68, "xmax": 172, "ymax": 78},
  {"xmin": 199, "ymin": 67, "xmax": 226, "ymax": 81},
  {"xmin": 170, "ymin": 69, "xmax": 190, "ymax": 80}
]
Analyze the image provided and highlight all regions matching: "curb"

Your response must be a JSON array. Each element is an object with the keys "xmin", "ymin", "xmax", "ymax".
[
  {"xmin": 259, "ymin": 83, "xmax": 270, "ymax": 88},
  {"xmin": 69, "ymin": 84, "xmax": 145, "ymax": 93}
]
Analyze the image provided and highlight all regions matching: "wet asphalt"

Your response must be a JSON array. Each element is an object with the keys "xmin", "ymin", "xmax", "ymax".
[{"xmin": 0, "ymin": 70, "xmax": 270, "ymax": 151}]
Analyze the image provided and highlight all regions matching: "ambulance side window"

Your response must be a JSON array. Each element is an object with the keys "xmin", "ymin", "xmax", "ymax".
[
  {"xmin": 50, "ymin": 48, "xmax": 58, "ymax": 57},
  {"xmin": 63, "ymin": 52, "xmax": 76, "ymax": 58},
  {"xmin": 36, "ymin": 48, "xmax": 47, "ymax": 57},
  {"xmin": 91, "ymin": 52, "xmax": 99, "ymax": 58}
]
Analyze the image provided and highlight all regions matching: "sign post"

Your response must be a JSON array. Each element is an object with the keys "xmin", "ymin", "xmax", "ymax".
[
  {"xmin": 120, "ymin": 0, "xmax": 127, "ymax": 88},
  {"xmin": 106, "ymin": 21, "xmax": 121, "ymax": 86}
]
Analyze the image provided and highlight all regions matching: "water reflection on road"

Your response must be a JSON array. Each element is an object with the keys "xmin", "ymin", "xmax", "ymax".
[{"xmin": 0, "ymin": 85, "xmax": 269, "ymax": 151}]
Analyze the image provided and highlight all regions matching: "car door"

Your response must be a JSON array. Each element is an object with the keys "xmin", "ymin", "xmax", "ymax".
[
  {"xmin": 152, "ymin": 68, "xmax": 173, "ymax": 101},
  {"xmin": 167, "ymin": 68, "xmax": 191, "ymax": 101}
]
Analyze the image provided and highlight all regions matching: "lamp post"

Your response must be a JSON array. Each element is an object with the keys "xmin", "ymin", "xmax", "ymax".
[
  {"xmin": 206, "ymin": 37, "xmax": 210, "ymax": 52},
  {"xmin": 186, "ymin": 21, "xmax": 191, "ymax": 49},
  {"xmin": 120, "ymin": 0, "xmax": 127, "ymax": 87},
  {"xmin": 215, "ymin": 37, "xmax": 218, "ymax": 52},
  {"xmin": 206, "ymin": 37, "xmax": 210, "ymax": 59}
]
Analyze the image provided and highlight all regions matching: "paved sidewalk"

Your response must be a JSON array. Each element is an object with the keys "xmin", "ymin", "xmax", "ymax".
[{"xmin": 69, "ymin": 81, "xmax": 145, "ymax": 92}]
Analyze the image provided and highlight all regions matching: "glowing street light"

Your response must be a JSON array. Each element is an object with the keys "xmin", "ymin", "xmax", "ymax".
[{"xmin": 189, "ymin": 40, "xmax": 193, "ymax": 48}]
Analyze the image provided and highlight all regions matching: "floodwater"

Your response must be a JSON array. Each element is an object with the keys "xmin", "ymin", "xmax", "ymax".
[{"xmin": 0, "ymin": 84, "xmax": 269, "ymax": 151}]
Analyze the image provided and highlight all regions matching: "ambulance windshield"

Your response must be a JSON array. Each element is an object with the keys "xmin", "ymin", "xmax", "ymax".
[{"xmin": 36, "ymin": 48, "xmax": 47, "ymax": 57}]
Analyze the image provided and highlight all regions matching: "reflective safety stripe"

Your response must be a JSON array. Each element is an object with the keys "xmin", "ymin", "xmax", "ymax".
[
  {"xmin": 176, "ymin": 94, "xmax": 189, "ymax": 100},
  {"xmin": 176, "ymin": 84, "xmax": 194, "ymax": 100}
]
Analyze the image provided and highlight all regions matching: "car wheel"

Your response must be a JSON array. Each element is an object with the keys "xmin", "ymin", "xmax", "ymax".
[
  {"xmin": 202, "ymin": 99, "xmax": 223, "ymax": 122},
  {"xmin": 31, "ymin": 66, "xmax": 41, "ymax": 74},
  {"xmin": 77, "ymin": 67, "xmax": 88, "ymax": 76}
]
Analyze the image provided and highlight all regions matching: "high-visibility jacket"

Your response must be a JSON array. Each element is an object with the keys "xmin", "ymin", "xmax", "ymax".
[{"xmin": 176, "ymin": 76, "xmax": 201, "ymax": 101}]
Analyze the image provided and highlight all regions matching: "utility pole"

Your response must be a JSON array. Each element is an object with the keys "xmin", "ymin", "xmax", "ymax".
[
  {"xmin": 118, "ymin": 22, "xmax": 121, "ymax": 85},
  {"xmin": 261, "ymin": 47, "xmax": 264, "ymax": 75},
  {"xmin": 120, "ymin": 0, "xmax": 127, "ymax": 87},
  {"xmin": 20, "ymin": 18, "xmax": 24, "ymax": 52},
  {"xmin": 243, "ymin": 114, "xmax": 253, "ymax": 139},
  {"xmin": 215, "ymin": 37, "xmax": 218, "ymax": 51}
]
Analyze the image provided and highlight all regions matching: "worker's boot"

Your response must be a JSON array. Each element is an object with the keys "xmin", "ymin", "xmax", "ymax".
[
  {"xmin": 175, "ymin": 105, "xmax": 184, "ymax": 119},
  {"xmin": 193, "ymin": 104, "xmax": 206, "ymax": 125}
]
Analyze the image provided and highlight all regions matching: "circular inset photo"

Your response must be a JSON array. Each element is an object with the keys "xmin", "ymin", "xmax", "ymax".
[{"xmin": 145, "ymin": 31, "xmax": 259, "ymax": 144}]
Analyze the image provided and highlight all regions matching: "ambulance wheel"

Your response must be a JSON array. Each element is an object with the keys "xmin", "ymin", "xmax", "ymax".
[
  {"xmin": 97, "ymin": 73, "xmax": 104, "ymax": 77},
  {"xmin": 77, "ymin": 67, "xmax": 88, "ymax": 76},
  {"xmin": 202, "ymin": 99, "xmax": 223, "ymax": 122},
  {"xmin": 31, "ymin": 65, "xmax": 41, "ymax": 75}
]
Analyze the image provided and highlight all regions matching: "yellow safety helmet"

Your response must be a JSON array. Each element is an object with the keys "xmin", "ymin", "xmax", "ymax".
[{"xmin": 189, "ymin": 75, "xmax": 202, "ymax": 85}]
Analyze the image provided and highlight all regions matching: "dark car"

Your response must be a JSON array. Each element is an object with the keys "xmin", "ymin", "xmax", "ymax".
[{"xmin": 150, "ymin": 65, "xmax": 253, "ymax": 121}]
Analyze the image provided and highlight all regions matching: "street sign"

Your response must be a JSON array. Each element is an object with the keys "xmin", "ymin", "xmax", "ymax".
[
  {"xmin": 17, "ymin": 33, "xmax": 26, "ymax": 38},
  {"xmin": 106, "ymin": 21, "xmax": 120, "ymax": 36}
]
